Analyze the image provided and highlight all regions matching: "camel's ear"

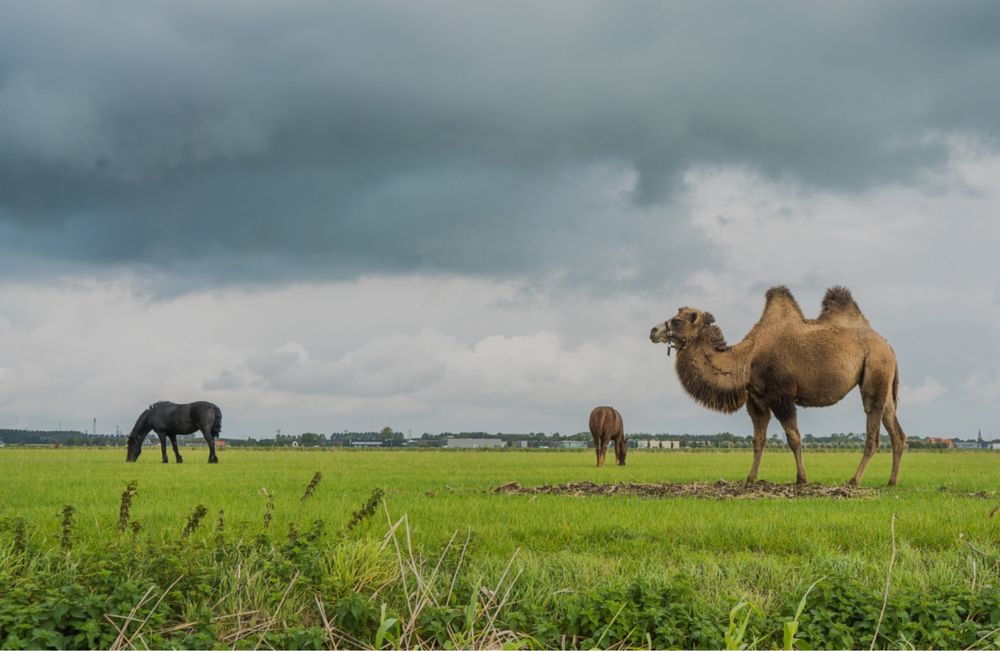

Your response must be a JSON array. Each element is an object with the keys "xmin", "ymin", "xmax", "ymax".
[{"xmin": 702, "ymin": 312, "xmax": 715, "ymax": 326}]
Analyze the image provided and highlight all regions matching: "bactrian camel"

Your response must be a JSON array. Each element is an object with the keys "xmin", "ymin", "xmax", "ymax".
[
  {"xmin": 589, "ymin": 405, "xmax": 626, "ymax": 467},
  {"xmin": 649, "ymin": 286, "xmax": 906, "ymax": 486}
]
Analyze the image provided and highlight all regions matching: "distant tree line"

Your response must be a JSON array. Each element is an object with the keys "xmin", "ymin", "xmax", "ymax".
[
  {"xmin": 0, "ymin": 429, "xmax": 127, "ymax": 446},
  {"xmin": 0, "ymin": 426, "xmax": 988, "ymax": 450}
]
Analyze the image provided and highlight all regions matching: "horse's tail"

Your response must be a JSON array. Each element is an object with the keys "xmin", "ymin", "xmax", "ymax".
[{"xmin": 211, "ymin": 405, "xmax": 222, "ymax": 438}]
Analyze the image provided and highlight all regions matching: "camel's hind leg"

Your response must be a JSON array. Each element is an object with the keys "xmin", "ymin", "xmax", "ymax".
[
  {"xmin": 849, "ymin": 369, "xmax": 892, "ymax": 487},
  {"xmin": 882, "ymin": 397, "xmax": 907, "ymax": 486},
  {"xmin": 746, "ymin": 395, "xmax": 771, "ymax": 483}
]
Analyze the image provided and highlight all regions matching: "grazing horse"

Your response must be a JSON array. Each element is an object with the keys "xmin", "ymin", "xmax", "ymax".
[
  {"xmin": 589, "ymin": 406, "xmax": 626, "ymax": 467},
  {"xmin": 125, "ymin": 401, "xmax": 222, "ymax": 464}
]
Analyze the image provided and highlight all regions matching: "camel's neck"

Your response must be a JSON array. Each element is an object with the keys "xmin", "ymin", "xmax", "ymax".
[{"xmin": 675, "ymin": 326, "xmax": 751, "ymax": 414}]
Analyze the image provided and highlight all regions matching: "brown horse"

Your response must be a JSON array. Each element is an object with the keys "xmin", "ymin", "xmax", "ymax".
[{"xmin": 589, "ymin": 406, "xmax": 626, "ymax": 467}]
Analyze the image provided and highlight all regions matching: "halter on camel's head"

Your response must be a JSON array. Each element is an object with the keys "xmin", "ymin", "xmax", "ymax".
[{"xmin": 650, "ymin": 308, "xmax": 717, "ymax": 355}]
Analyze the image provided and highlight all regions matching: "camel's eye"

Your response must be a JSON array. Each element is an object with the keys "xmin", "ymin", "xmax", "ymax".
[
  {"xmin": 671, "ymin": 318, "xmax": 682, "ymax": 328},
  {"xmin": 688, "ymin": 312, "xmax": 698, "ymax": 323}
]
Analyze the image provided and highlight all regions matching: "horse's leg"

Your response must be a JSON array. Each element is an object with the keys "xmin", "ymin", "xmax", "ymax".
[
  {"xmin": 882, "ymin": 395, "xmax": 907, "ymax": 487},
  {"xmin": 170, "ymin": 435, "xmax": 183, "ymax": 463},
  {"xmin": 592, "ymin": 433, "xmax": 601, "ymax": 467},
  {"xmin": 157, "ymin": 432, "xmax": 168, "ymax": 463},
  {"xmin": 598, "ymin": 435, "xmax": 608, "ymax": 467},
  {"xmin": 201, "ymin": 427, "xmax": 218, "ymax": 463},
  {"xmin": 616, "ymin": 436, "xmax": 626, "ymax": 466},
  {"xmin": 849, "ymin": 374, "xmax": 890, "ymax": 487},
  {"xmin": 746, "ymin": 395, "xmax": 771, "ymax": 483}
]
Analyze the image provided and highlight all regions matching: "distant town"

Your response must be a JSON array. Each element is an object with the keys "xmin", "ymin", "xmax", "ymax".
[{"xmin": 0, "ymin": 427, "xmax": 996, "ymax": 450}]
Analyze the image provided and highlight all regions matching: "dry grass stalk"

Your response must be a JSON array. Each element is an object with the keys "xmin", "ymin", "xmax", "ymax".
[
  {"xmin": 106, "ymin": 576, "xmax": 182, "ymax": 651},
  {"xmin": 870, "ymin": 513, "xmax": 897, "ymax": 651},
  {"xmin": 378, "ymin": 502, "xmax": 526, "ymax": 650}
]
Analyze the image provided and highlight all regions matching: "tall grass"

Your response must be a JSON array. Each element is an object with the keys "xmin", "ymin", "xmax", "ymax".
[{"xmin": 2, "ymin": 449, "xmax": 1000, "ymax": 648}]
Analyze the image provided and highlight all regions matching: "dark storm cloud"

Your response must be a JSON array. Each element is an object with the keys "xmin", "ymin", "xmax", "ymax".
[{"xmin": 1, "ymin": 1, "xmax": 998, "ymax": 286}]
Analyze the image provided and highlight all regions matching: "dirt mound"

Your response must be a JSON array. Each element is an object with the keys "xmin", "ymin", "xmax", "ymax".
[{"xmin": 492, "ymin": 479, "xmax": 872, "ymax": 499}]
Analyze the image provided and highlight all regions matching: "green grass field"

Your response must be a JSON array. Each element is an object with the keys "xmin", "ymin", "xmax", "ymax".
[{"xmin": 2, "ymin": 447, "xmax": 1000, "ymax": 649}]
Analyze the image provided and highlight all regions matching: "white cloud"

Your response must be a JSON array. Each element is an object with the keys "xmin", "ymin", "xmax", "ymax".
[
  {"xmin": 2, "ymin": 141, "xmax": 1000, "ymax": 438},
  {"xmin": 900, "ymin": 377, "xmax": 948, "ymax": 406}
]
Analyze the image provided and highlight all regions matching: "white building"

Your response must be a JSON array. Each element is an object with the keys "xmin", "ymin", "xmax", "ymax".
[
  {"xmin": 634, "ymin": 439, "xmax": 680, "ymax": 450},
  {"xmin": 446, "ymin": 438, "xmax": 505, "ymax": 449}
]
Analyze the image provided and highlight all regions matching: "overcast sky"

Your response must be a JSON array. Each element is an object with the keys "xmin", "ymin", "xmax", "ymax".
[{"xmin": 2, "ymin": 1, "xmax": 999, "ymax": 439}]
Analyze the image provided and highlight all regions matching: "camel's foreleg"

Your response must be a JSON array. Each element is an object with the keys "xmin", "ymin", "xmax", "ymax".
[
  {"xmin": 773, "ymin": 407, "xmax": 807, "ymax": 485},
  {"xmin": 746, "ymin": 395, "xmax": 771, "ymax": 483}
]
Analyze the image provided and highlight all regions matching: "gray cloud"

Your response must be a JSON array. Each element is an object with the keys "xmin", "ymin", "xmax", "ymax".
[{"xmin": 1, "ymin": 1, "xmax": 999, "ymax": 290}]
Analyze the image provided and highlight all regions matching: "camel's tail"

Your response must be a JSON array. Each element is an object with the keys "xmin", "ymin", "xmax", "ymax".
[
  {"xmin": 211, "ymin": 405, "xmax": 222, "ymax": 438},
  {"xmin": 892, "ymin": 362, "xmax": 900, "ymax": 407}
]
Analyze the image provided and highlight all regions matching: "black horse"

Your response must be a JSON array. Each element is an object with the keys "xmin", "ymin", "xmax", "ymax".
[{"xmin": 126, "ymin": 401, "xmax": 222, "ymax": 464}]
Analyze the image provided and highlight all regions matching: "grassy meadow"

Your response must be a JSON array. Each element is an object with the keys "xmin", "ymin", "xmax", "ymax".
[{"xmin": 2, "ymin": 447, "xmax": 1000, "ymax": 648}]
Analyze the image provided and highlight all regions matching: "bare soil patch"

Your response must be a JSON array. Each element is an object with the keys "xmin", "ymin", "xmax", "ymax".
[{"xmin": 492, "ymin": 479, "xmax": 874, "ymax": 499}]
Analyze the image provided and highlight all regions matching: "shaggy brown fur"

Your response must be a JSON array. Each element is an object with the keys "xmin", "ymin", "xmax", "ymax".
[
  {"xmin": 589, "ymin": 406, "xmax": 626, "ymax": 467},
  {"xmin": 651, "ymin": 286, "xmax": 907, "ymax": 486}
]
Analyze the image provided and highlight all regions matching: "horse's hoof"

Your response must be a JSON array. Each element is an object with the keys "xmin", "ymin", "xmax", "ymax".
[{"xmin": 209, "ymin": 458, "xmax": 219, "ymax": 464}]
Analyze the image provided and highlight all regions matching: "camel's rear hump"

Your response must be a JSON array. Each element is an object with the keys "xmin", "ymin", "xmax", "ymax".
[{"xmin": 817, "ymin": 286, "xmax": 870, "ymax": 327}]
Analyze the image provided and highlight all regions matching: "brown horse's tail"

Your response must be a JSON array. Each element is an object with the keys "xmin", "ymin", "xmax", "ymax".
[{"xmin": 211, "ymin": 405, "xmax": 222, "ymax": 438}]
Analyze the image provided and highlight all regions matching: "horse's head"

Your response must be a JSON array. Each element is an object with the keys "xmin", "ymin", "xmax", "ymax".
[{"xmin": 125, "ymin": 433, "xmax": 143, "ymax": 462}]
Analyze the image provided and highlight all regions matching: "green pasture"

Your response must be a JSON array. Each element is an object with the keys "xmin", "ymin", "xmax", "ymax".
[
  {"xmin": 3, "ymin": 446, "xmax": 999, "ymax": 607},
  {"xmin": 4, "ymin": 447, "xmax": 1000, "ymax": 648}
]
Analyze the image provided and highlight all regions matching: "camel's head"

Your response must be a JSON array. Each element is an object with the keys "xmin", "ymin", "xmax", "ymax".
[{"xmin": 650, "ymin": 308, "xmax": 715, "ymax": 354}]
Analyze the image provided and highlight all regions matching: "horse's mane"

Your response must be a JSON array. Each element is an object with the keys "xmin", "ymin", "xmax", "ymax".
[{"xmin": 147, "ymin": 400, "xmax": 170, "ymax": 412}]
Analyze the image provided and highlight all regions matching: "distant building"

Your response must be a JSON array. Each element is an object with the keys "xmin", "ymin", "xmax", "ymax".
[
  {"xmin": 633, "ymin": 439, "xmax": 680, "ymax": 450},
  {"xmin": 557, "ymin": 440, "xmax": 587, "ymax": 449},
  {"xmin": 446, "ymin": 438, "xmax": 505, "ymax": 449},
  {"xmin": 350, "ymin": 440, "xmax": 383, "ymax": 447},
  {"xmin": 993, "ymin": 442, "xmax": 1000, "ymax": 451}
]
